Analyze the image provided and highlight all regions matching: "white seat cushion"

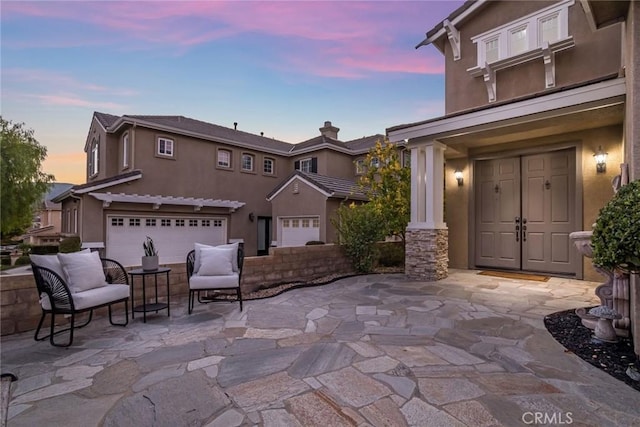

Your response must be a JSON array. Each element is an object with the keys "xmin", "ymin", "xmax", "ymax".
[
  {"xmin": 40, "ymin": 284, "xmax": 129, "ymax": 311},
  {"xmin": 30, "ymin": 249, "xmax": 90, "ymax": 280},
  {"xmin": 189, "ymin": 273, "xmax": 239, "ymax": 290}
]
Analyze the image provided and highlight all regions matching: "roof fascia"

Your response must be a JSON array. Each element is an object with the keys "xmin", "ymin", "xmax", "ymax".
[
  {"xmin": 266, "ymin": 174, "xmax": 332, "ymax": 202},
  {"xmin": 416, "ymin": 0, "xmax": 486, "ymax": 49},
  {"xmin": 83, "ymin": 114, "xmax": 109, "ymax": 153},
  {"xmin": 388, "ymin": 77, "xmax": 626, "ymax": 142},
  {"xmin": 73, "ymin": 173, "xmax": 143, "ymax": 195}
]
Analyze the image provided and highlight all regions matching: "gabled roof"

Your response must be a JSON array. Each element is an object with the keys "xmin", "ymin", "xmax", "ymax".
[
  {"xmin": 344, "ymin": 134, "xmax": 387, "ymax": 152},
  {"xmin": 416, "ymin": 0, "xmax": 484, "ymax": 50},
  {"xmin": 266, "ymin": 171, "xmax": 367, "ymax": 202},
  {"xmin": 93, "ymin": 111, "xmax": 386, "ymax": 157}
]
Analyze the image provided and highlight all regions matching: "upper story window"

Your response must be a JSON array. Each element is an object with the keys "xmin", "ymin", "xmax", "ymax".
[
  {"xmin": 217, "ymin": 149, "xmax": 232, "ymax": 168},
  {"xmin": 89, "ymin": 139, "xmax": 99, "ymax": 176},
  {"xmin": 122, "ymin": 133, "xmax": 129, "ymax": 169},
  {"xmin": 263, "ymin": 157, "xmax": 275, "ymax": 175},
  {"xmin": 370, "ymin": 157, "xmax": 380, "ymax": 169},
  {"xmin": 471, "ymin": 0, "xmax": 572, "ymax": 68},
  {"xmin": 402, "ymin": 149, "xmax": 411, "ymax": 168},
  {"xmin": 355, "ymin": 159, "xmax": 365, "ymax": 175},
  {"xmin": 299, "ymin": 158, "xmax": 312, "ymax": 173},
  {"xmin": 241, "ymin": 153, "xmax": 254, "ymax": 172},
  {"xmin": 157, "ymin": 137, "xmax": 174, "ymax": 157}
]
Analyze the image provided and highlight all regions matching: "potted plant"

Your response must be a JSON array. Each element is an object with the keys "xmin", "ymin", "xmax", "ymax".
[
  {"xmin": 142, "ymin": 236, "xmax": 159, "ymax": 271},
  {"xmin": 592, "ymin": 180, "xmax": 640, "ymax": 274}
]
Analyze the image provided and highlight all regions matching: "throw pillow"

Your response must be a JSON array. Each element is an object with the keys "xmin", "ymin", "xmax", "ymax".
[
  {"xmin": 57, "ymin": 251, "xmax": 108, "ymax": 293},
  {"xmin": 194, "ymin": 242, "xmax": 239, "ymax": 273},
  {"xmin": 197, "ymin": 247, "xmax": 235, "ymax": 276},
  {"xmin": 30, "ymin": 249, "xmax": 90, "ymax": 281}
]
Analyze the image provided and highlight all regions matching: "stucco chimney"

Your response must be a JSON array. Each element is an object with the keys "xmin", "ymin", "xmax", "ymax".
[{"xmin": 319, "ymin": 121, "xmax": 339, "ymax": 139}]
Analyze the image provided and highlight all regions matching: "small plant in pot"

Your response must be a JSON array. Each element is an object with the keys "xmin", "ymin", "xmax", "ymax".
[
  {"xmin": 592, "ymin": 180, "xmax": 640, "ymax": 274},
  {"xmin": 142, "ymin": 236, "xmax": 159, "ymax": 271}
]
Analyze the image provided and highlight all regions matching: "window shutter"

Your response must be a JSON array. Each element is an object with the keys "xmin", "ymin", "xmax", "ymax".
[
  {"xmin": 294, "ymin": 160, "xmax": 300, "ymax": 170},
  {"xmin": 311, "ymin": 157, "xmax": 318, "ymax": 173}
]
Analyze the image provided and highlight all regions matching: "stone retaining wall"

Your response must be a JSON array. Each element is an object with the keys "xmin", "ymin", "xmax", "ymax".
[{"xmin": 0, "ymin": 244, "xmax": 354, "ymax": 336}]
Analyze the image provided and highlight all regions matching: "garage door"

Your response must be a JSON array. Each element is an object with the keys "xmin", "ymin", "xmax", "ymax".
[
  {"xmin": 280, "ymin": 217, "xmax": 319, "ymax": 247},
  {"xmin": 106, "ymin": 215, "xmax": 227, "ymax": 267}
]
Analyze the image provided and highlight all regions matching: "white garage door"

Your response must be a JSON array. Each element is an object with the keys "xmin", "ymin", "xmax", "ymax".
[
  {"xmin": 280, "ymin": 217, "xmax": 320, "ymax": 247},
  {"xmin": 106, "ymin": 215, "xmax": 227, "ymax": 267}
]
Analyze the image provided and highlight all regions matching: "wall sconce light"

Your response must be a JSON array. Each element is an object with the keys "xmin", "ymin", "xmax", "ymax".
[
  {"xmin": 454, "ymin": 170, "xmax": 464, "ymax": 186},
  {"xmin": 594, "ymin": 146, "xmax": 607, "ymax": 173},
  {"xmin": 248, "ymin": 212, "xmax": 255, "ymax": 222}
]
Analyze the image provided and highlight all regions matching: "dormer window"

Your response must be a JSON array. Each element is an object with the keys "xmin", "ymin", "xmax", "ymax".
[{"xmin": 157, "ymin": 137, "xmax": 174, "ymax": 157}]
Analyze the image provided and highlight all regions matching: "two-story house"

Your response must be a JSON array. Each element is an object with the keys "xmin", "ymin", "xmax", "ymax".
[
  {"xmin": 53, "ymin": 113, "xmax": 392, "ymax": 267},
  {"xmin": 22, "ymin": 182, "xmax": 74, "ymax": 246},
  {"xmin": 388, "ymin": 0, "xmax": 639, "ymax": 285}
]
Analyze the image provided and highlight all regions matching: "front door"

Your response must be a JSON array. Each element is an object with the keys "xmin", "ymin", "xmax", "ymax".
[
  {"xmin": 474, "ymin": 149, "xmax": 576, "ymax": 275},
  {"xmin": 257, "ymin": 217, "xmax": 272, "ymax": 256}
]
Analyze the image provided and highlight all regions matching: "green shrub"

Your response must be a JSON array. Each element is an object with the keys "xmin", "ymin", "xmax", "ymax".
[
  {"xmin": 0, "ymin": 256, "xmax": 10, "ymax": 266},
  {"xmin": 331, "ymin": 203, "xmax": 385, "ymax": 273},
  {"xmin": 14, "ymin": 255, "xmax": 31, "ymax": 266},
  {"xmin": 592, "ymin": 180, "xmax": 640, "ymax": 273},
  {"xmin": 377, "ymin": 242, "xmax": 405, "ymax": 267},
  {"xmin": 305, "ymin": 240, "xmax": 325, "ymax": 245},
  {"xmin": 59, "ymin": 236, "xmax": 82, "ymax": 253}
]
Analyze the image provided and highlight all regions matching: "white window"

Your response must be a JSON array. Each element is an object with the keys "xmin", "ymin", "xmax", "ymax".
[
  {"xmin": 470, "ymin": 0, "xmax": 573, "ymax": 67},
  {"xmin": 283, "ymin": 219, "xmax": 290, "ymax": 228},
  {"xmin": 312, "ymin": 218, "xmax": 319, "ymax": 228},
  {"xmin": 73, "ymin": 208, "xmax": 78, "ymax": 234},
  {"xmin": 146, "ymin": 218, "xmax": 156, "ymax": 227},
  {"xmin": 90, "ymin": 140, "xmax": 99, "ymax": 176},
  {"xmin": 213, "ymin": 219, "xmax": 223, "ymax": 227},
  {"xmin": 302, "ymin": 219, "xmax": 310, "ymax": 228},
  {"xmin": 242, "ymin": 154, "xmax": 254, "ymax": 171},
  {"xmin": 292, "ymin": 219, "xmax": 299, "ymax": 228},
  {"xmin": 129, "ymin": 218, "xmax": 141, "ymax": 226},
  {"xmin": 355, "ymin": 159, "xmax": 365, "ymax": 174},
  {"xmin": 111, "ymin": 218, "xmax": 124, "ymax": 226},
  {"xmin": 189, "ymin": 219, "xmax": 198, "ymax": 227},
  {"xmin": 509, "ymin": 26, "xmax": 528, "ymax": 56},
  {"xmin": 402, "ymin": 149, "xmax": 411, "ymax": 168},
  {"xmin": 158, "ymin": 137, "xmax": 174, "ymax": 156},
  {"xmin": 218, "ymin": 149, "xmax": 231, "ymax": 168},
  {"xmin": 370, "ymin": 157, "xmax": 380, "ymax": 168},
  {"xmin": 175, "ymin": 219, "xmax": 185, "ymax": 227},
  {"xmin": 539, "ymin": 14, "xmax": 559, "ymax": 44},
  {"xmin": 299, "ymin": 158, "xmax": 312, "ymax": 173},
  {"xmin": 122, "ymin": 133, "xmax": 129, "ymax": 168},
  {"xmin": 202, "ymin": 219, "xmax": 211, "ymax": 227},
  {"xmin": 484, "ymin": 38, "xmax": 500, "ymax": 63},
  {"xmin": 161, "ymin": 219, "xmax": 171, "ymax": 227},
  {"xmin": 263, "ymin": 157, "xmax": 274, "ymax": 174}
]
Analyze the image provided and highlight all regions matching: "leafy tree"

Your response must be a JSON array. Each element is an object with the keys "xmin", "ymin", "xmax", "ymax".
[
  {"xmin": 1, "ymin": 117, "xmax": 54, "ymax": 237},
  {"xmin": 331, "ymin": 202, "xmax": 385, "ymax": 273},
  {"xmin": 358, "ymin": 138, "xmax": 411, "ymax": 243}
]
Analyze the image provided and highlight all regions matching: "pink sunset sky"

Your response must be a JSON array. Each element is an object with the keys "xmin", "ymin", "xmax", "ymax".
[{"xmin": 1, "ymin": 0, "xmax": 463, "ymax": 184}]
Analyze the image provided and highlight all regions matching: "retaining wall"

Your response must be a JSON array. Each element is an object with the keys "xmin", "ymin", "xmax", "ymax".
[{"xmin": 0, "ymin": 244, "xmax": 354, "ymax": 336}]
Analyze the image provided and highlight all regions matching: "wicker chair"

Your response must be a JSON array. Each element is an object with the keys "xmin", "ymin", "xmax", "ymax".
[
  {"xmin": 186, "ymin": 243, "xmax": 244, "ymax": 314},
  {"xmin": 30, "ymin": 258, "xmax": 129, "ymax": 347}
]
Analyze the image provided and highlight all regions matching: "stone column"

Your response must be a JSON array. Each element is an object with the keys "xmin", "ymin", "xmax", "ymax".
[{"xmin": 405, "ymin": 142, "xmax": 449, "ymax": 281}]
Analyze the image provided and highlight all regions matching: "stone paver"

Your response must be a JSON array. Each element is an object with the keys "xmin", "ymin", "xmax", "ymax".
[{"xmin": 1, "ymin": 270, "xmax": 638, "ymax": 426}]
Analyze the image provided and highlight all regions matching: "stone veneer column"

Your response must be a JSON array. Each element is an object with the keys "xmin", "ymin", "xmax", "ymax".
[
  {"xmin": 405, "ymin": 228, "xmax": 448, "ymax": 281},
  {"xmin": 405, "ymin": 141, "xmax": 449, "ymax": 281}
]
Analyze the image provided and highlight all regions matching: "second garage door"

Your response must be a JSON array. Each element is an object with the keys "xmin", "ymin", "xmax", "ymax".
[
  {"xmin": 106, "ymin": 215, "xmax": 227, "ymax": 267},
  {"xmin": 280, "ymin": 217, "xmax": 320, "ymax": 247}
]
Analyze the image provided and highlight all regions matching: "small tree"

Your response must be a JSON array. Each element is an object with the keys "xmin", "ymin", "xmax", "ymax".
[
  {"xmin": 1, "ymin": 117, "xmax": 54, "ymax": 238},
  {"xmin": 358, "ymin": 138, "xmax": 411, "ymax": 243},
  {"xmin": 331, "ymin": 202, "xmax": 385, "ymax": 273}
]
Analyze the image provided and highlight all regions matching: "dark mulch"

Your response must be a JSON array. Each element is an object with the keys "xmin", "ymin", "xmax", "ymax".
[{"xmin": 544, "ymin": 308, "xmax": 640, "ymax": 392}]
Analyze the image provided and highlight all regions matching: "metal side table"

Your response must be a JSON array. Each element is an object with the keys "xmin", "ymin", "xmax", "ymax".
[{"xmin": 129, "ymin": 267, "xmax": 171, "ymax": 323}]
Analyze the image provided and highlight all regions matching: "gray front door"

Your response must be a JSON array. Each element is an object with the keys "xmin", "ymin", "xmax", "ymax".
[{"xmin": 475, "ymin": 149, "xmax": 576, "ymax": 275}]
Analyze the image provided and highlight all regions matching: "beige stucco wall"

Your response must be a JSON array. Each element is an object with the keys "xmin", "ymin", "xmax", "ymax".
[
  {"xmin": 442, "ymin": 1, "xmax": 622, "ymax": 113},
  {"xmin": 444, "ymin": 158, "xmax": 470, "ymax": 269}
]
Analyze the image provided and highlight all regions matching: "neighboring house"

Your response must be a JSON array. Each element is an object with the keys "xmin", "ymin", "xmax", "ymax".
[
  {"xmin": 23, "ymin": 183, "xmax": 74, "ymax": 246},
  {"xmin": 53, "ymin": 114, "xmax": 395, "ymax": 267},
  {"xmin": 388, "ymin": 0, "xmax": 639, "ymax": 283}
]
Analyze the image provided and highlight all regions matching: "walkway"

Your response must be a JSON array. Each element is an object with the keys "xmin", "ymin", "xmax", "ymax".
[{"xmin": 1, "ymin": 270, "xmax": 638, "ymax": 426}]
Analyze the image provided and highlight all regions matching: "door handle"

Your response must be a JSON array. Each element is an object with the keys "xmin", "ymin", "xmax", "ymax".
[
  {"xmin": 522, "ymin": 218, "xmax": 527, "ymax": 242},
  {"xmin": 515, "ymin": 217, "xmax": 520, "ymax": 242}
]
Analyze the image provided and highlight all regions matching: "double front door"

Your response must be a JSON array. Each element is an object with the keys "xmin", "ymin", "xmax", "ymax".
[{"xmin": 474, "ymin": 149, "xmax": 577, "ymax": 275}]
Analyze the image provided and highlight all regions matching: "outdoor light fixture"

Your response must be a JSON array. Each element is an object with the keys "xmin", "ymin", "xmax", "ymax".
[
  {"xmin": 248, "ymin": 212, "xmax": 255, "ymax": 222},
  {"xmin": 454, "ymin": 169, "xmax": 464, "ymax": 186},
  {"xmin": 594, "ymin": 146, "xmax": 607, "ymax": 173}
]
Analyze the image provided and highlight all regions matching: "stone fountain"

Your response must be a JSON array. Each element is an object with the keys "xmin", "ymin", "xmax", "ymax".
[{"xmin": 570, "ymin": 230, "xmax": 630, "ymax": 337}]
